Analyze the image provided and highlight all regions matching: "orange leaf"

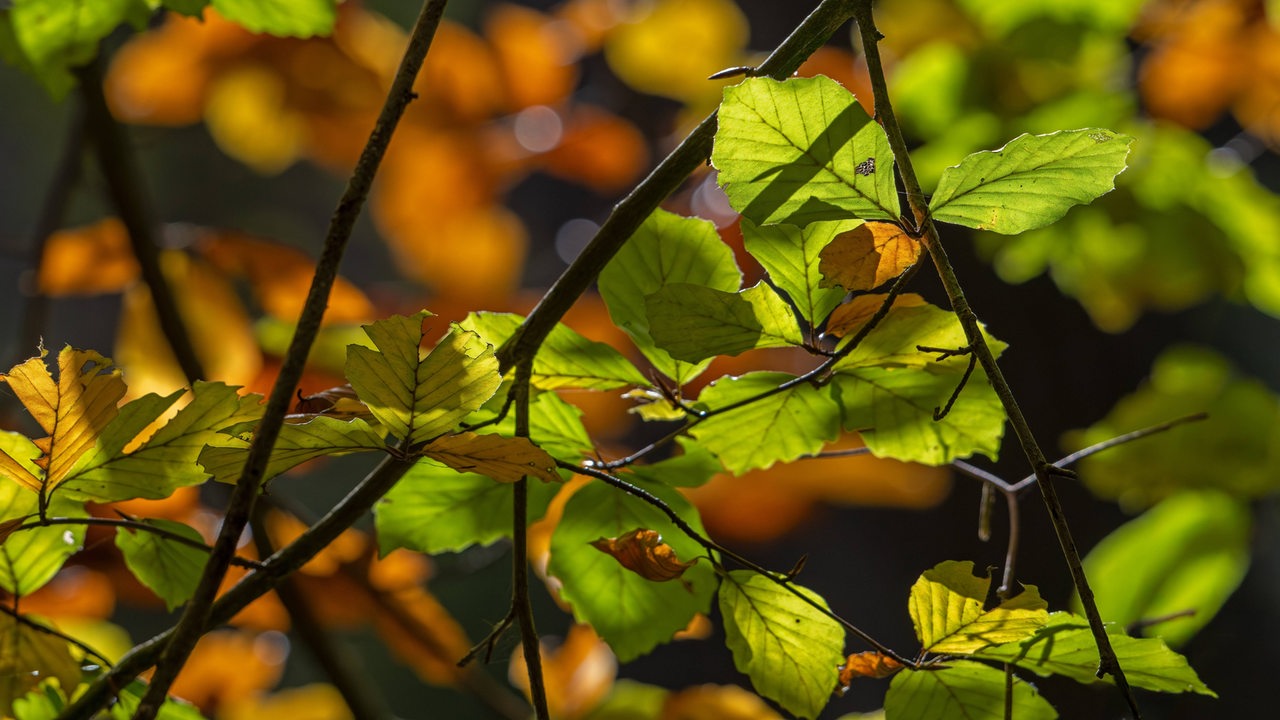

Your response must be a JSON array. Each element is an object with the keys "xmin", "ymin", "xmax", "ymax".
[
  {"xmin": 540, "ymin": 106, "xmax": 648, "ymax": 193},
  {"xmin": 590, "ymin": 528, "xmax": 699, "ymax": 582},
  {"xmin": 824, "ymin": 292, "xmax": 928, "ymax": 339},
  {"xmin": 660, "ymin": 684, "xmax": 783, "ymax": 720},
  {"xmin": 509, "ymin": 624, "xmax": 617, "ymax": 720},
  {"xmin": 168, "ymin": 630, "xmax": 287, "ymax": 713},
  {"xmin": 266, "ymin": 511, "xmax": 367, "ymax": 577},
  {"xmin": 219, "ymin": 684, "xmax": 353, "ymax": 720},
  {"xmin": 818, "ymin": 221, "xmax": 921, "ymax": 292},
  {"xmin": 413, "ymin": 21, "xmax": 507, "ymax": 122},
  {"xmin": 486, "ymin": 4, "xmax": 579, "ymax": 111},
  {"xmin": 372, "ymin": 585, "xmax": 472, "ymax": 686},
  {"xmin": 838, "ymin": 651, "xmax": 905, "ymax": 689},
  {"xmin": 38, "ymin": 218, "xmax": 140, "ymax": 296},
  {"xmin": 18, "ymin": 567, "xmax": 116, "ymax": 620}
]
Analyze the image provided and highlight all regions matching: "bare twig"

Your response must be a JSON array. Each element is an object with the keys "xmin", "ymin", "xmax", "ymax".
[{"xmin": 511, "ymin": 360, "xmax": 550, "ymax": 720}]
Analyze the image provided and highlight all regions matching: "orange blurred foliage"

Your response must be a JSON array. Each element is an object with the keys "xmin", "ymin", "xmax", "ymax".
[
  {"xmin": 37, "ymin": 218, "xmax": 139, "ymax": 296},
  {"xmin": 509, "ymin": 624, "xmax": 618, "ymax": 720},
  {"xmin": 219, "ymin": 684, "xmax": 354, "ymax": 720},
  {"xmin": 661, "ymin": 684, "xmax": 784, "ymax": 720},
  {"xmin": 166, "ymin": 630, "xmax": 288, "ymax": 714}
]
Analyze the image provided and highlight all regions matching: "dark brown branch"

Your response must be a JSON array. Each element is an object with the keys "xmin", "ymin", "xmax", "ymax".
[
  {"xmin": 128, "ymin": 2, "xmax": 453, "ymax": 718},
  {"xmin": 511, "ymin": 360, "xmax": 550, "ymax": 719},
  {"xmin": 14, "ymin": 516, "xmax": 261, "ymax": 570}
]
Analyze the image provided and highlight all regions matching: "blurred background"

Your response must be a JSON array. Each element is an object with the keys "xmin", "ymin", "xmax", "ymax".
[{"xmin": 1, "ymin": 0, "xmax": 1278, "ymax": 718}]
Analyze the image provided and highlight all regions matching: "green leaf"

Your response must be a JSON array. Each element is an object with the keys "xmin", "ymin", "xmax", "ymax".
[
  {"xmin": 1, "ymin": 0, "xmax": 151, "ymax": 98},
  {"xmin": 1072, "ymin": 491, "xmax": 1249, "ymax": 647},
  {"xmin": 111, "ymin": 680, "xmax": 209, "ymax": 720},
  {"xmin": 460, "ymin": 312, "xmax": 649, "ymax": 390},
  {"xmin": 712, "ymin": 75, "xmax": 898, "ymax": 226},
  {"xmin": 115, "ymin": 519, "xmax": 206, "ymax": 611},
  {"xmin": 548, "ymin": 478, "xmax": 716, "ymax": 662},
  {"xmin": 421, "ymin": 432, "xmax": 559, "ymax": 483},
  {"xmin": 1068, "ymin": 345, "xmax": 1280, "ymax": 504},
  {"xmin": 255, "ymin": 318, "xmax": 373, "ymax": 378},
  {"xmin": 58, "ymin": 382, "xmax": 264, "ymax": 502},
  {"xmin": 928, "ymin": 129, "xmax": 1133, "ymax": 234},
  {"xmin": 0, "ymin": 613, "xmax": 81, "ymax": 718},
  {"xmin": 689, "ymin": 372, "xmax": 841, "ymax": 474},
  {"xmin": 346, "ymin": 313, "xmax": 502, "ymax": 445},
  {"xmin": 645, "ymin": 282, "xmax": 804, "ymax": 362},
  {"xmin": 741, "ymin": 218, "xmax": 854, "ymax": 327},
  {"xmin": 831, "ymin": 301, "xmax": 1007, "ymax": 464},
  {"xmin": 209, "ymin": 0, "xmax": 336, "ymax": 37},
  {"xmin": 884, "ymin": 660, "xmax": 1058, "ymax": 720},
  {"xmin": 196, "ymin": 416, "xmax": 386, "ymax": 485},
  {"xmin": 0, "ymin": 485, "xmax": 84, "ymax": 596},
  {"xmin": 159, "ymin": 1, "xmax": 211, "ymax": 17},
  {"xmin": 599, "ymin": 209, "xmax": 741, "ymax": 385},
  {"xmin": 719, "ymin": 570, "xmax": 844, "ymax": 719},
  {"xmin": 624, "ymin": 438, "xmax": 721, "ymax": 488},
  {"xmin": 582, "ymin": 680, "xmax": 668, "ymax": 720},
  {"xmin": 375, "ymin": 459, "xmax": 559, "ymax": 555},
  {"xmin": 973, "ymin": 613, "xmax": 1215, "ymax": 696},
  {"xmin": 907, "ymin": 560, "xmax": 1048, "ymax": 654}
]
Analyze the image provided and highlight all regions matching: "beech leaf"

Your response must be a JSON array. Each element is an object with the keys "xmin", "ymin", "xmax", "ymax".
[
  {"xmin": 590, "ymin": 529, "xmax": 699, "ymax": 583},
  {"xmin": 839, "ymin": 652, "xmax": 905, "ymax": 685},
  {"xmin": 115, "ymin": 519, "xmax": 207, "ymax": 611},
  {"xmin": 907, "ymin": 560, "xmax": 1048, "ymax": 654},
  {"xmin": 0, "ymin": 484, "xmax": 84, "ymax": 596},
  {"xmin": 818, "ymin": 221, "xmax": 922, "ymax": 292},
  {"xmin": 209, "ymin": 0, "xmax": 336, "ymax": 38},
  {"xmin": 719, "ymin": 570, "xmax": 845, "ymax": 719},
  {"xmin": 740, "ymin": 218, "xmax": 854, "ymax": 327},
  {"xmin": 0, "ymin": 612, "xmax": 81, "ymax": 717},
  {"xmin": 197, "ymin": 416, "xmax": 386, "ymax": 485},
  {"xmin": 460, "ymin": 312, "xmax": 649, "ymax": 391},
  {"xmin": 645, "ymin": 282, "xmax": 804, "ymax": 362},
  {"xmin": 885, "ymin": 660, "xmax": 1058, "ymax": 720},
  {"xmin": 420, "ymin": 432, "xmax": 559, "ymax": 483},
  {"xmin": 928, "ymin": 128, "xmax": 1133, "ymax": 234}
]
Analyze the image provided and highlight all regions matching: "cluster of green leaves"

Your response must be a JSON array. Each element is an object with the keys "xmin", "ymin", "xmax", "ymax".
[{"xmin": 0, "ymin": 0, "xmax": 336, "ymax": 97}]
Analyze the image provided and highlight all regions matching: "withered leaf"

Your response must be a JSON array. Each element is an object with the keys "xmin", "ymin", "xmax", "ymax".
[
  {"xmin": 818, "ymin": 221, "xmax": 921, "ymax": 292},
  {"xmin": 824, "ymin": 293, "xmax": 927, "ymax": 339},
  {"xmin": 421, "ymin": 432, "xmax": 560, "ymax": 483},
  {"xmin": 590, "ymin": 528, "xmax": 699, "ymax": 582},
  {"xmin": 838, "ymin": 651, "xmax": 905, "ymax": 689}
]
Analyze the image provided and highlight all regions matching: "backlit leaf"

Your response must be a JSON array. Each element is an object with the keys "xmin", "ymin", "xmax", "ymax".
[
  {"xmin": 549, "ymin": 478, "xmax": 716, "ymax": 662},
  {"xmin": 0, "ymin": 613, "xmax": 81, "ymax": 717},
  {"xmin": 115, "ymin": 518, "xmax": 206, "ymax": 610},
  {"xmin": 928, "ymin": 129, "xmax": 1133, "ymax": 234},
  {"xmin": 719, "ymin": 570, "xmax": 844, "ymax": 719},
  {"xmin": 907, "ymin": 560, "xmax": 1048, "ymax": 654},
  {"xmin": 818, "ymin": 221, "xmax": 922, "ymax": 293},
  {"xmin": 599, "ymin": 209, "xmax": 741, "ymax": 385},
  {"xmin": 1073, "ymin": 491, "xmax": 1249, "ymax": 647},
  {"xmin": 375, "ymin": 460, "xmax": 559, "ymax": 555},
  {"xmin": 839, "ymin": 652, "xmax": 905, "ymax": 684},
  {"xmin": 741, "ymin": 218, "xmax": 856, "ymax": 327},
  {"xmin": 713, "ymin": 75, "xmax": 898, "ymax": 226},
  {"xmin": 645, "ymin": 282, "xmax": 804, "ymax": 363},
  {"xmin": 421, "ymin": 432, "xmax": 559, "ymax": 484},
  {"xmin": 346, "ymin": 313, "xmax": 502, "ymax": 445},
  {"xmin": 197, "ymin": 416, "xmax": 385, "ymax": 485},
  {"xmin": 624, "ymin": 438, "xmax": 721, "ymax": 488},
  {"xmin": 460, "ymin": 312, "xmax": 649, "ymax": 390},
  {"xmin": 824, "ymin": 293, "xmax": 928, "ymax": 339},
  {"xmin": 590, "ymin": 529, "xmax": 699, "ymax": 583},
  {"xmin": 0, "ymin": 484, "xmax": 84, "ymax": 596},
  {"xmin": 689, "ymin": 372, "xmax": 841, "ymax": 475},
  {"xmin": 210, "ymin": 0, "xmax": 336, "ymax": 38},
  {"xmin": 1, "ymin": 0, "xmax": 151, "ymax": 98},
  {"xmin": 973, "ymin": 613, "xmax": 1215, "ymax": 696},
  {"xmin": 884, "ymin": 661, "xmax": 1058, "ymax": 720}
]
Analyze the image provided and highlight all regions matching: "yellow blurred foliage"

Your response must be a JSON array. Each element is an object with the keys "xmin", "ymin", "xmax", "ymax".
[
  {"xmin": 219, "ymin": 684, "xmax": 353, "ymax": 720},
  {"xmin": 661, "ymin": 684, "xmax": 784, "ymax": 720},
  {"xmin": 605, "ymin": 0, "xmax": 748, "ymax": 103}
]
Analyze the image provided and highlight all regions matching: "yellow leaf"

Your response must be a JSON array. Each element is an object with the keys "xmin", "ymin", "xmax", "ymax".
[
  {"xmin": 818, "ymin": 221, "xmax": 921, "ymax": 293},
  {"xmin": 220, "ymin": 684, "xmax": 354, "ymax": 720},
  {"xmin": 421, "ymin": 432, "xmax": 560, "ymax": 483},
  {"xmin": 660, "ymin": 684, "xmax": 783, "ymax": 720},
  {"xmin": 0, "ymin": 612, "xmax": 81, "ymax": 715},
  {"xmin": 590, "ymin": 528, "xmax": 699, "ymax": 583},
  {"xmin": 824, "ymin": 293, "xmax": 928, "ymax": 339},
  {"xmin": 1, "ymin": 347, "xmax": 125, "ymax": 495},
  {"xmin": 204, "ymin": 64, "xmax": 306, "ymax": 174}
]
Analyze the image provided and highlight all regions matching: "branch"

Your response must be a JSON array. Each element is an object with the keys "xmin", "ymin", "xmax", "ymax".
[
  {"xmin": 75, "ymin": 57, "xmax": 205, "ymax": 385},
  {"xmin": 126, "ymin": 2, "xmax": 453, "ymax": 717},
  {"xmin": 511, "ymin": 360, "xmax": 550, "ymax": 719},
  {"xmin": 0, "ymin": 604, "xmax": 113, "ymax": 667},
  {"xmin": 851, "ymin": 4, "xmax": 1139, "ymax": 713},
  {"xmin": 14, "ymin": 516, "xmax": 262, "ymax": 570},
  {"xmin": 495, "ymin": 0, "xmax": 861, "ymax": 373}
]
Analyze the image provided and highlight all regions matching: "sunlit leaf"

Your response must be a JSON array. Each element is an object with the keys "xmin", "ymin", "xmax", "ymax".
[
  {"xmin": 209, "ymin": 0, "xmax": 336, "ymax": 38},
  {"xmin": 928, "ymin": 129, "xmax": 1133, "ymax": 234},
  {"xmin": 741, "ymin": 217, "xmax": 856, "ymax": 327},
  {"xmin": 115, "ymin": 518, "xmax": 206, "ymax": 611},
  {"xmin": 713, "ymin": 75, "xmax": 898, "ymax": 226},
  {"xmin": 346, "ymin": 313, "xmax": 502, "ymax": 445},
  {"xmin": 599, "ymin": 209, "xmax": 741, "ymax": 385},
  {"xmin": 197, "ymin": 416, "xmax": 385, "ymax": 485},
  {"xmin": 624, "ymin": 438, "xmax": 721, "ymax": 488},
  {"xmin": 839, "ymin": 652, "xmax": 904, "ymax": 685},
  {"xmin": 689, "ymin": 372, "xmax": 841, "ymax": 475},
  {"xmin": 645, "ymin": 282, "xmax": 804, "ymax": 362},
  {"xmin": 973, "ymin": 613, "xmax": 1216, "ymax": 696},
  {"xmin": 719, "ymin": 570, "xmax": 844, "ymax": 719},
  {"xmin": 581, "ymin": 680, "xmax": 667, "ymax": 720},
  {"xmin": 110, "ymin": 678, "xmax": 224, "ymax": 720},
  {"xmin": 460, "ymin": 312, "xmax": 649, "ymax": 390},
  {"xmin": 884, "ymin": 661, "xmax": 1058, "ymax": 720},
  {"xmin": 817, "ymin": 221, "xmax": 922, "ymax": 293},
  {"xmin": 590, "ymin": 529, "xmax": 699, "ymax": 583},
  {"xmin": 1, "ymin": 0, "xmax": 151, "ymax": 98},
  {"xmin": 375, "ymin": 459, "xmax": 559, "ymax": 555},
  {"xmin": 421, "ymin": 432, "xmax": 559, "ymax": 484},
  {"xmin": 549, "ymin": 478, "xmax": 716, "ymax": 662},
  {"xmin": 907, "ymin": 560, "xmax": 1048, "ymax": 654},
  {"xmin": 0, "ymin": 485, "xmax": 84, "ymax": 596},
  {"xmin": 0, "ymin": 613, "xmax": 81, "ymax": 717},
  {"xmin": 824, "ymin": 293, "xmax": 927, "ymax": 339},
  {"xmin": 1073, "ymin": 491, "xmax": 1249, "ymax": 647}
]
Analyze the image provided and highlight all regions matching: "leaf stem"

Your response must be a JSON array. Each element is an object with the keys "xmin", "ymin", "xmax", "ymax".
[
  {"xmin": 851, "ymin": 4, "xmax": 1141, "ymax": 714},
  {"xmin": 127, "ymin": 2, "xmax": 452, "ymax": 717},
  {"xmin": 13, "ymin": 516, "xmax": 262, "ymax": 569}
]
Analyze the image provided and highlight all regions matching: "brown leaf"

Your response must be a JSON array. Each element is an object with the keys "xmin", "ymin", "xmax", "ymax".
[
  {"xmin": 421, "ymin": 432, "xmax": 560, "ymax": 483},
  {"xmin": 38, "ymin": 218, "xmax": 140, "ymax": 296},
  {"xmin": 837, "ymin": 651, "xmax": 905, "ymax": 691},
  {"xmin": 290, "ymin": 384, "xmax": 373, "ymax": 421},
  {"xmin": 824, "ymin": 292, "xmax": 927, "ymax": 339},
  {"xmin": 818, "ymin": 221, "xmax": 921, "ymax": 292},
  {"xmin": 590, "ymin": 528, "xmax": 698, "ymax": 582}
]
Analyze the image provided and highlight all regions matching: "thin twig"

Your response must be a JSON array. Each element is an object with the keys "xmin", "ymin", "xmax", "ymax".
[
  {"xmin": 126, "ymin": 3, "xmax": 453, "ymax": 718},
  {"xmin": 1127, "ymin": 609, "xmax": 1196, "ymax": 635},
  {"xmin": 13, "ymin": 516, "xmax": 261, "ymax": 569},
  {"xmin": 512, "ymin": 360, "xmax": 550, "ymax": 720},
  {"xmin": 75, "ymin": 58, "xmax": 205, "ymax": 385},
  {"xmin": 850, "ymin": 2, "xmax": 1142, "ymax": 714},
  {"xmin": 0, "ymin": 603, "xmax": 113, "ymax": 667}
]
